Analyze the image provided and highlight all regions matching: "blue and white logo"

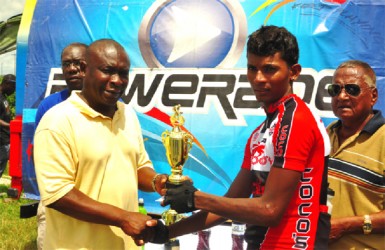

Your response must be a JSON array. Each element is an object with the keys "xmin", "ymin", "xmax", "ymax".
[{"xmin": 139, "ymin": 0, "xmax": 247, "ymax": 68}]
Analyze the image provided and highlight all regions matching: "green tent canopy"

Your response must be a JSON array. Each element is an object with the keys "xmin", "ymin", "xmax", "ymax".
[{"xmin": 0, "ymin": 14, "xmax": 21, "ymax": 55}]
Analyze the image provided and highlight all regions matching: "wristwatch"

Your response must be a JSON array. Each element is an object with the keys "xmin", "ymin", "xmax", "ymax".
[
  {"xmin": 151, "ymin": 173, "xmax": 168, "ymax": 192},
  {"xmin": 362, "ymin": 215, "xmax": 372, "ymax": 235},
  {"xmin": 151, "ymin": 174, "xmax": 161, "ymax": 192}
]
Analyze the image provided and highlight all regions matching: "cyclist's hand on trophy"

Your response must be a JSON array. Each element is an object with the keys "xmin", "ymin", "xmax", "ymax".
[
  {"xmin": 159, "ymin": 175, "xmax": 193, "ymax": 196},
  {"xmin": 162, "ymin": 180, "xmax": 198, "ymax": 213}
]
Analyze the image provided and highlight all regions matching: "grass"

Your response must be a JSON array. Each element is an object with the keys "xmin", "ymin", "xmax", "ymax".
[{"xmin": 0, "ymin": 166, "xmax": 37, "ymax": 250}]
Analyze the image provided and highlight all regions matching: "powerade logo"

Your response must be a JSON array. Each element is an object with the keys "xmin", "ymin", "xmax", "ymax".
[
  {"xmin": 138, "ymin": 0, "xmax": 247, "ymax": 68},
  {"xmin": 44, "ymin": 1, "xmax": 337, "ymax": 127},
  {"xmin": 45, "ymin": 68, "xmax": 336, "ymax": 126}
]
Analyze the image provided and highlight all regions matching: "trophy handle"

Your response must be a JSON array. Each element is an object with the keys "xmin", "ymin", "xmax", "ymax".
[
  {"xmin": 161, "ymin": 131, "xmax": 169, "ymax": 144},
  {"xmin": 184, "ymin": 134, "xmax": 194, "ymax": 152}
]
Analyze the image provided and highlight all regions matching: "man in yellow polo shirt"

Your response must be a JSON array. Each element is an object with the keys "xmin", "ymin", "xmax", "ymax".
[
  {"xmin": 327, "ymin": 60, "xmax": 385, "ymax": 249},
  {"xmin": 34, "ymin": 39, "xmax": 168, "ymax": 249}
]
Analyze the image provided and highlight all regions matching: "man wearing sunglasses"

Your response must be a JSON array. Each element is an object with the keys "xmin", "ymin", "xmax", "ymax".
[{"xmin": 327, "ymin": 60, "xmax": 385, "ymax": 249}]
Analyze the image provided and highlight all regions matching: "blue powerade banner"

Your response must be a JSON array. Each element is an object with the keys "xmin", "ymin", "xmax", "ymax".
[{"xmin": 17, "ymin": 0, "xmax": 385, "ymax": 212}]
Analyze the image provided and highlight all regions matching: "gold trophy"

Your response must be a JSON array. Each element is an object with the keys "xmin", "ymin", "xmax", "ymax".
[{"xmin": 161, "ymin": 104, "xmax": 194, "ymax": 248}]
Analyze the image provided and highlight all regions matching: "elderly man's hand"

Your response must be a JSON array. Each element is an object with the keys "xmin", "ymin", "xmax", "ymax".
[{"xmin": 329, "ymin": 217, "xmax": 348, "ymax": 243}]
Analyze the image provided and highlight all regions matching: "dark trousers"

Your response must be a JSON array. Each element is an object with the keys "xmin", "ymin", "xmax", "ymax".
[{"xmin": 0, "ymin": 144, "xmax": 10, "ymax": 177}]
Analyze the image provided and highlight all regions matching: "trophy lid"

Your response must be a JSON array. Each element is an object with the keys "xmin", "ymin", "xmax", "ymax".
[{"xmin": 170, "ymin": 104, "xmax": 185, "ymax": 128}]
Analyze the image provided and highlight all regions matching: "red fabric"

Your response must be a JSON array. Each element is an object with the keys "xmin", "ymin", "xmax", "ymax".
[{"xmin": 241, "ymin": 95, "xmax": 329, "ymax": 249}]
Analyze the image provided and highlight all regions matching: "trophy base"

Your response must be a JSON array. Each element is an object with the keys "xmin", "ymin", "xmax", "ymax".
[
  {"xmin": 164, "ymin": 239, "xmax": 180, "ymax": 250},
  {"xmin": 161, "ymin": 208, "xmax": 183, "ymax": 226}
]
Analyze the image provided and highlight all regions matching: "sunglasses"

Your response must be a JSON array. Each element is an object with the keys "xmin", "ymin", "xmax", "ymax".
[{"xmin": 327, "ymin": 84, "xmax": 372, "ymax": 97}]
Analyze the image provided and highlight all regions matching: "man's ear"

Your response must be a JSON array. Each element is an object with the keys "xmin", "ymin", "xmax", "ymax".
[
  {"xmin": 290, "ymin": 63, "xmax": 302, "ymax": 81},
  {"xmin": 371, "ymin": 87, "xmax": 378, "ymax": 106}
]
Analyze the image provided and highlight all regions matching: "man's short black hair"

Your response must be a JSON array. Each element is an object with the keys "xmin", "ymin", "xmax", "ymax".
[
  {"xmin": 1, "ymin": 74, "xmax": 16, "ymax": 84},
  {"xmin": 61, "ymin": 42, "xmax": 88, "ymax": 61},
  {"xmin": 247, "ymin": 25, "xmax": 299, "ymax": 67}
]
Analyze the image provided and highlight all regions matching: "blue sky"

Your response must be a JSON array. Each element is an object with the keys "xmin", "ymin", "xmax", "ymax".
[{"xmin": 0, "ymin": 0, "xmax": 26, "ymax": 75}]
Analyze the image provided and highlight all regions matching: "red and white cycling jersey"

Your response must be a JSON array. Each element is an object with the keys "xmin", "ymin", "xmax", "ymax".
[{"xmin": 241, "ymin": 94, "xmax": 330, "ymax": 249}]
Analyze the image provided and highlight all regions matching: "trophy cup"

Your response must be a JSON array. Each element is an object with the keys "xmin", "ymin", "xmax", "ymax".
[{"xmin": 161, "ymin": 104, "xmax": 194, "ymax": 248}]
